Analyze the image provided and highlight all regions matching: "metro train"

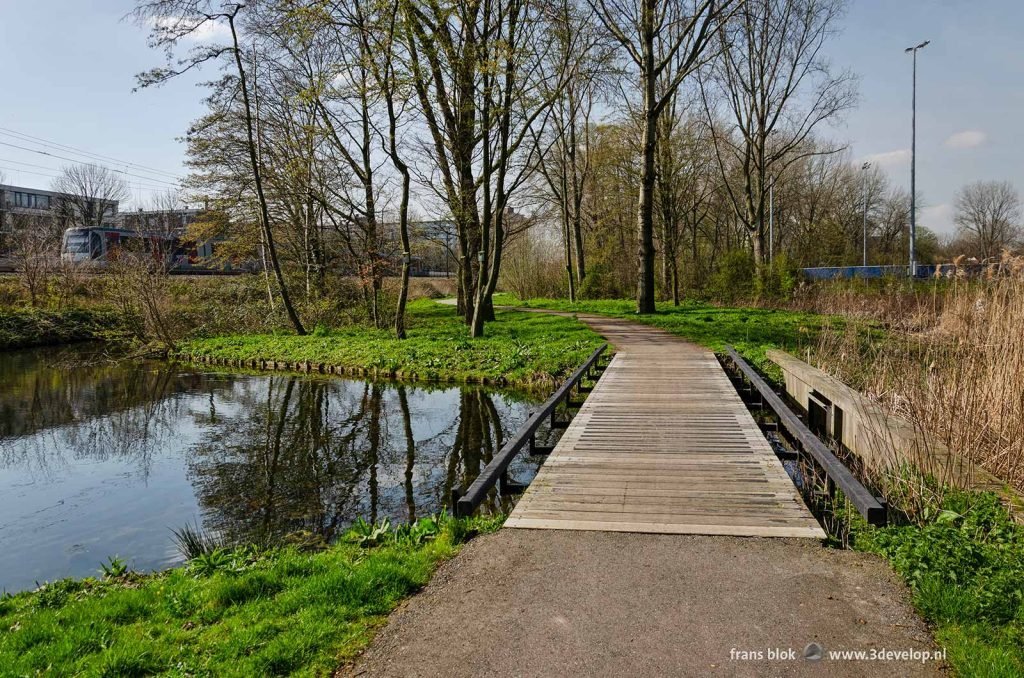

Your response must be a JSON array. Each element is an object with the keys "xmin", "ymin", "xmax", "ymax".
[{"xmin": 60, "ymin": 226, "xmax": 247, "ymax": 273}]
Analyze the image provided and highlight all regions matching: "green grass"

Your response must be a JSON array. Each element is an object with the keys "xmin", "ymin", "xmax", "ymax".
[
  {"xmin": 0, "ymin": 306, "xmax": 123, "ymax": 351},
  {"xmin": 0, "ymin": 515, "xmax": 502, "ymax": 677},
  {"xmin": 850, "ymin": 491, "xmax": 1024, "ymax": 677},
  {"xmin": 179, "ymin": 299, "xmax": 604, "ymax": 388},
  {"xmin": 505, "ymin": 296, "xmax": 830, "ymax": 377}
]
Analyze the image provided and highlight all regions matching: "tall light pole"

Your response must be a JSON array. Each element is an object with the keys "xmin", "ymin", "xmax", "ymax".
[
  {"xmin": 906, "ymin": 40, "xmax": 929, "ymax": 277},
  {"xmin": 768, "ymin": 175, "xmax": 774, "ymax": 264},
  {"xmin": 861, "ymin": 162, "xmax": 871, "ymax": 266}
]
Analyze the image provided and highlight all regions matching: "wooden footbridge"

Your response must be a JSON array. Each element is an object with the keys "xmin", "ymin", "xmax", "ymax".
[
  {"xmin": 504, "ymin": 317, "xmax": 824, "ymax": 538},
  {"xmin": 452, "ymin": 311, "xmax": 888, "ymax": 539}
]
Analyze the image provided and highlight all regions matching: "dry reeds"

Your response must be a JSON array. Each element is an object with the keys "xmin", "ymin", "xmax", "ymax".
[{"xmin": 811, "ymin": 253, "xmax": 1024, "ymax": 500}]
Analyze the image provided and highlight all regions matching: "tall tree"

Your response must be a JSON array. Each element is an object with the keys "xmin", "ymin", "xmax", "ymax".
[
  {"xmin": 531, "ymin": 0, "xmax": 610, "ymax": 301},
  {"xmin": 954, "ymin": 180, "xmax": 1022, "ymax": 260},
  {"xmin": 132, "ymin": 1, "xmax": 307, "ymax": 335},
  {"xmin": 700, "ymin": 0, "xmax": 856, "ymax": 269},
  {"xmin": 402, "ymin": 0, "xmax": 574, "ymax": 336},
  {"xmin": 588, "ymin": 0, "xmax": 734, "ymax": 313}
]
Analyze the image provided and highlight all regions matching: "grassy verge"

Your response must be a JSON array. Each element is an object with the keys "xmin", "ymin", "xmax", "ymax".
[
  {"xmin": 0, "ymin": 514, "xmax": 501, "ymax": 676},
  {"xmin": 848, "ymin": 490, "xmax": 1024, "ymax": 677},
  {"xmin": 0, "ymin": 307, "xmax": 123, "ymax": 351},
  {"xmin": 178, "ymin": 299, "xmax": 604, "ymax": 389},
  {"xmin": 505, "ymin": 295, "xmax": 831, "ymax": 377}
]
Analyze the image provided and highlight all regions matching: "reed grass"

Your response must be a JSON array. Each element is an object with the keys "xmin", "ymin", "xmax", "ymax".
[{"xmin": 811, "ymin": 253, "xmax": 1024, "ymax": 497}]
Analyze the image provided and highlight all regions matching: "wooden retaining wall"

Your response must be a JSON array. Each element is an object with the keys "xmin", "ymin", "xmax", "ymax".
[{"xmin": 768, "ymin": 349, "xmax": 1020, "ymax": 505}]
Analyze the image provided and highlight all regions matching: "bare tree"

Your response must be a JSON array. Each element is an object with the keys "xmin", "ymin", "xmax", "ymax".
[
  {"xmin": 10, "ymin": 214, "xmax": 58, "ymax": 307},
  {"xmin": 588, "ymin": 0, "xmax": 735, "ymax": 313},
  {"xmin": 530, "ymin": 0, "xmax": 611, "ymax": 302},
  {"xmin": 51, "ymin": 164, "xmax": 128, "ymax": 228},
  {"xmin": 954, "ymin": 180, "xmax": 1022, "ymax": 260},
  {"xmin": 360, "ymin": 0, "xmax": 415, "ymax": 339},
  {"xmin": 132, "ymin": 1, "xmax": 307, "ymax": 335},
  {"xmin": 700, "ymin": 0, "xmax": 856, "ymax": 269},
  {"xmin": 402, "ymin": 0, "xmax": 575, "ymax": 336}
]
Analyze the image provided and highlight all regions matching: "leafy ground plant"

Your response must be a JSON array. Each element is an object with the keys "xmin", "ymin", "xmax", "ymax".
[
  {"xmin": 0, "ymin": 514, "xmax": 502, "ymax": 676},
  {"xmin": 850, "ymin": 491, "xmax": 1024, "ymax": 677},
  {"xmin": 178, "ymin": 299, "xmax": 604, "ymax": 389}
]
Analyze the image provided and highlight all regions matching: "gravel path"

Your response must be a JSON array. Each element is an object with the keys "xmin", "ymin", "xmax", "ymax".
[{"xmin": 343, "ymin": 530, "xmax": 943, "ymax": 677}]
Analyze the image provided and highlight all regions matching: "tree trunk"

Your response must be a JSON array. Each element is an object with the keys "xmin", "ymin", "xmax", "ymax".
[
  {"xmin": 563, "ymin": 195, "xmax": 576, "ymax": 303},
  {"xmin": 229, "ymin": 15, "xmax": 305, "ymax": 335},
  {"xmin": 636, "ymin": 3, "xmax": 657, "ymax": 314},
  {"xmin": 637, "ymin": 110, "xmax": 658, "ymax": 314},
  {"xmin": 572, "ymin": 210, "xmax": 586, "ymax": 284}
]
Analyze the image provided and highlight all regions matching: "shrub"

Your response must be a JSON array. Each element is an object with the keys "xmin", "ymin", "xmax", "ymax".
[
  {"xmin": 707, "ymin": 249, "xmax": 755, "ymax": 303},
  {"xmin": 756, "ymin": 254, "xmax": 800, "ymax": 301}
]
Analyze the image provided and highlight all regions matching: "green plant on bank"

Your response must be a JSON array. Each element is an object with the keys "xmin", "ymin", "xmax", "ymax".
[
  {"xmin": 832, "ymin": 488, "xmax": 1024, "ymax": 677},
  {"xmin": 179, "ymin": 299, "xmax": 604, "ymax": 389},
  {"xmin": 171, "ymin": 523, "xmax": 230, "ymax": 560},
  {"xmin": 0, "ymin": 513, "xmax": 503, "ymax": 676},
  {"xmin": 99, "ymin": 556, "xmax": 130, "ymax": 580}
]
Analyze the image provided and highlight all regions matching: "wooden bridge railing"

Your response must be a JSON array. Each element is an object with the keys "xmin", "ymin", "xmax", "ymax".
[
  {"xmin": 452, "ymin": 343, "xmax": 609, "ymax": 518},
  {"xmin": 724, "ymin": 347, "xmax": 887, "ymax": 526}
]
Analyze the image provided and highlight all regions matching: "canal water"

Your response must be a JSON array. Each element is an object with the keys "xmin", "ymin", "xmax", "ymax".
[{"xmin": 0, "ymin": 346, "xmax": 541, "ymax": 593}]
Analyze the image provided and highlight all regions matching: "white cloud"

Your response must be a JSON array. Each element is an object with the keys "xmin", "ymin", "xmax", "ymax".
[
  {"xmin": 863, "ymin": 149, "xmax": 911, "ymax": 169},
  {"xmin": 921, "ymin": 203, "xmax": 955, "ymax": 234},
  {"xmin": 149, "ymin": 16, "xmax": 232, "ymax": 43},
  {"xmin": 944, "ymin": 130, "xmax": 987, "ymax": 149}
]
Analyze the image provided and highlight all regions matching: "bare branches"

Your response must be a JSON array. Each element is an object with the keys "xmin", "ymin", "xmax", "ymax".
[
  {"xmin": 699, "ymin": 0, "xmax": 856, "ymax": 266},
  {"xmin": 51, "ymin": 164, "xmax": 129, "ymax": 228},
  {"xmin": 954, "ymin": 181, "xmax": 1023, "ymax": 260}
]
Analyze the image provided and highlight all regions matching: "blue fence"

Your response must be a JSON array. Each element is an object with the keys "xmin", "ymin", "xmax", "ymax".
[{"xmin": 801, "ymin": 264, "xmax": 956, "ymax": 280}]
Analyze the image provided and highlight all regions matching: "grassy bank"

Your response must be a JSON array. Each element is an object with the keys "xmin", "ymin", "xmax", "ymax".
[
  {"xmin": 0, "ymin": 515, "xmax": 500, "ymax": 676},
  {"xmin": 0, "ymin": 307, "xmax": 123, "ymax": 351},
  {"xmin": 506, "ymin": 296, "xmax": 831, "ymax": 376},
  {"xmin": 849, "ymin": 490, "xmax": 1024, "ymax": 677},
  {"xmin": 179, "ymin": 299, "xmax": 604, "ymax": 388}
]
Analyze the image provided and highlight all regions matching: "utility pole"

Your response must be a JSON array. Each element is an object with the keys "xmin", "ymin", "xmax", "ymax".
[
  {"xmin": 861, "ymin": 161, "xmax": 871, "ymax": 266},
  {"xmin": 906, "ymin": 40, "xmax": 929, "ymax": 278},
  {"xmin": 768, "ymin": 176, "xmax": 774, "ymax": 264}
]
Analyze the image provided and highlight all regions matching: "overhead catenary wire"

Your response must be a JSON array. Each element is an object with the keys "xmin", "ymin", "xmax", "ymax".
[
  {"xmin": 0, "ymin": 127, "xmax": 184, "ymax": 181},
  {"xmin": 0, "ymin": 158, "xmax": 178, "ymax": 192},
  {"xmin": 0, "ymin": 141, "xmax": 182, "ymax": 188}
]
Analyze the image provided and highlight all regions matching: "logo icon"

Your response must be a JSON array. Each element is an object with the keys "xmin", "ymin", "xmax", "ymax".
[{"xmin": 803, "ymin": 642, "xmax": 824, "ymax": 661}]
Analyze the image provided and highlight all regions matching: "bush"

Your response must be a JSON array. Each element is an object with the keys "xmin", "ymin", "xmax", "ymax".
[
  {"xmin": 756, "ymin": 254, "xmax": 800, "ymax": 301},
  {"xmin": 0, "ymin": 307, "xmax": 126, "ymax": 350},
  {"xmin": 707, "ymin": 250, "xmax": 754, "ymax": 303},
  {"xmin": 579, "ymin": 262, "xmax": 631, "ymax": 300}
]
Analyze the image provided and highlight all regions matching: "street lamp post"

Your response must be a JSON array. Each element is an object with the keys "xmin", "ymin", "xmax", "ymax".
[
  {"xmin": 768, "ymin": 176, "xmax": 774, "ymax": 264},
  {"xmin": 861, "ymin": 162, "xmax": 871, "ymax": 267},
  {"xmin": 906, "ymin": 39, "xmax": 929, "ymax": 278}
]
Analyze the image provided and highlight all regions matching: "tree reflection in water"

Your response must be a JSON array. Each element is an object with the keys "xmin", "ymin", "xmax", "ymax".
[
  {"xmin": 185, "ymin": 375, "xmax": 538, "ymax": 546},
  {"xmin": 0, "ymin": 346, "xmax": 538, "ymax": 591}
]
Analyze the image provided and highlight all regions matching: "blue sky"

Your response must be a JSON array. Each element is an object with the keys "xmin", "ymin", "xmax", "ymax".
[{"xmin": 1, "ymin": 0, "xmax": 1020, "ymax": 235}]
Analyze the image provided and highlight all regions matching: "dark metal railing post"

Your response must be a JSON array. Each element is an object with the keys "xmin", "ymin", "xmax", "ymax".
[
  {"xmin": 724, "ymin": 346, "xmax": 887, "ymax": 527},
  {"xmin": 452, "ymin": 343, "xmax": 608, "ymax": 517}
]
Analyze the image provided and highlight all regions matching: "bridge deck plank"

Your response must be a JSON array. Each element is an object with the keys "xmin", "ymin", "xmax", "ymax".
[{"xmin": 505, "ymin": 317, "xmax": 824, "ymax": 539}]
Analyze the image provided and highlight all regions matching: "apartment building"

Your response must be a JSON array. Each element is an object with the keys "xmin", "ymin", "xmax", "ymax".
[{"xmin": 0, "ymin": 183, "xmax": 119, "ymax": 234}]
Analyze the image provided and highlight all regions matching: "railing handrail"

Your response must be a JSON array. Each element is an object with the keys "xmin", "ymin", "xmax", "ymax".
[
  {"xmin": 724, "ymin": 346, "xmax": 887, "ymax": 526},
  {"xmin": 453, "ymin": 343, "xmax": 608, "ymax": 517}
]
